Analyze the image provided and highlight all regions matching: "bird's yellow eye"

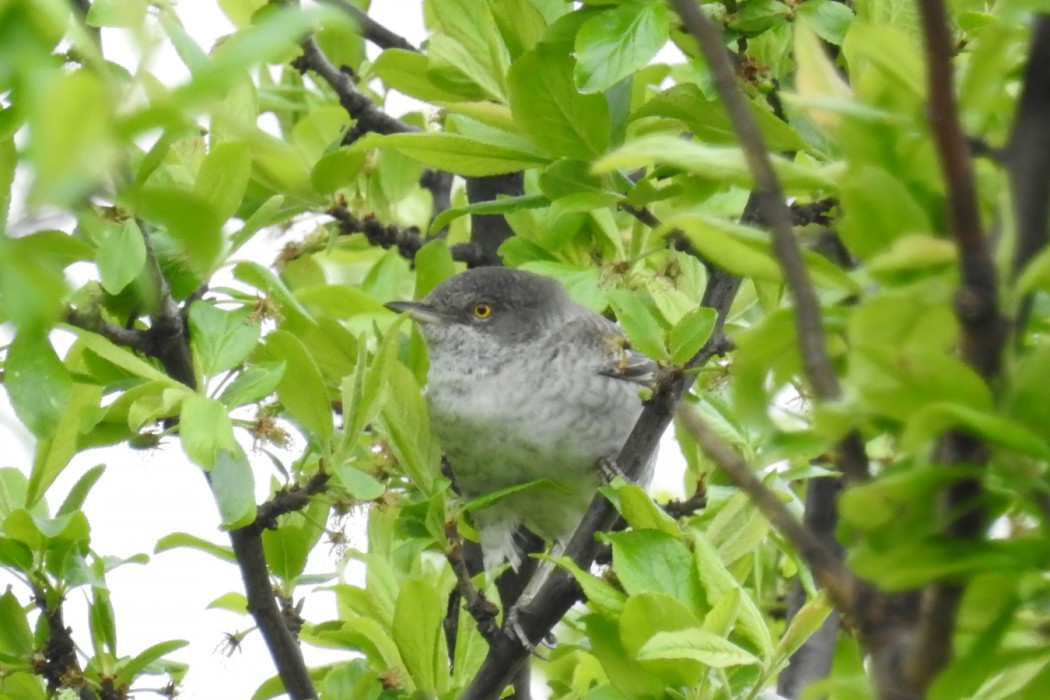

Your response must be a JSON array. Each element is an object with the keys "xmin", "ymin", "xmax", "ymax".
[{"xmin": 472, "ymin": 302, "xmax": 493, "ymax": 320}]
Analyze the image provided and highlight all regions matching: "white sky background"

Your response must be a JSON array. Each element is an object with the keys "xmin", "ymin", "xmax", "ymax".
[{"xmin": 0, "ymin": 3, "xmax": 687, "ymax": 698}]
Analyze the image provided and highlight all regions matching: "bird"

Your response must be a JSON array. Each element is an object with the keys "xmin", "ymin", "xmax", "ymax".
[{"xmin": 385, "ymin": 267, "xmax": 658, "ymax": 572}]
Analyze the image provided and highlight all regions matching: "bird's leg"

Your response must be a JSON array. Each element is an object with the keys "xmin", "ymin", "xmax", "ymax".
[
  {"xmin": 504, "ymin": 541, "xmax": 564, "ymax": 655},
  {"xmin": 598, "ymin": 456, "xmax": 627, "ymax": 483}
]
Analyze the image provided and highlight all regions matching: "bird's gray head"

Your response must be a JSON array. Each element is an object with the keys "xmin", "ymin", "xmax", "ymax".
[{"xmin": 385, "ymin": 267, "xmax": 571, "ymax": 352}]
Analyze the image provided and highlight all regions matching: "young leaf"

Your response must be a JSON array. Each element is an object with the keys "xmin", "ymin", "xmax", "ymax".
[
  {"xmin": 575, "ymin": 2, "xmax": 669, "ymax": 94},
  {"xmin": 96, "ymin": 218, "xmax": 147, "ymax": 294},
  {"xmin": 210, "ymin": 449, "xmax": 257, "ymax": 529},
  {"xmin": 607, "ymin": 288, "xmax": 670, "ymax": 362},
  {"xmin": 5, "ymin": 327, "xmax": 73, "ymax": 439},
  {"xmin": 508, "ymin": 43, "xmax": 610, "ymax": 159},
  {"xmin": 179, "ymin": 395, "xmax": 240, "ymax": 470},
  {"xmin": 188, "ymin": 302, "xmax": 261, "ymax": 377}
]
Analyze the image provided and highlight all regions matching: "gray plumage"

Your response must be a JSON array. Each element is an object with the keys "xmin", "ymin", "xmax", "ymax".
[{"xmin": 386, "ymin": 267, "xmax": 657, "ymax": 571}]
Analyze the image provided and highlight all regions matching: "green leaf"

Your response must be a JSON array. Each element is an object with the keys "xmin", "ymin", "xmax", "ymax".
[
  {"xmin": 575, "ymin": 2, "xmax": 669, "ymax": 94},
  {"xmin": 27, "ymin": 384, "xmax": 104, "ymax": 505},
  {"xmin": 210, "ymin": 449, "xmax": 257, "ymax": 529},
  {"xmin": 262, "ymin": 523, "xmax": 310, "ymax": 582},
  {"xmin": 188, "ymin": 302, "xmax": 261, "ymax": 377},
  {"xmin": 206, "ymin": 592, "xmax": 248, "ymax": 613},
  {"xmin": 154, "ymin": 532, "xmax": 236, "ymax": 562},
  {"xmin": 902, "ymin": 403, "xmax": 1050, "ymax": 459},
  {"xmin": 837, "ymin": 167, "xmax": 932, "ymax": 258},
  {"xmin": 549, "ymin": 555, "xmax": 628, "ymax": 618},
  {"xmin": 638, "ymin": 628, "xmax": 758, "ymax": 668},
  {"xmin": 594, "ymin": 134, "xmax": 839, "ymax": 191},
  {"xmin": 689, "ymin": 533, "xmax": 775, "ymax": 656},
  {"xmin": 57, "ymin": 465, "xmax": 106, "ymax": 517},
  {"xmin": 538, "ymin": 159, "xmax": 614, "ymax": 201},
  {"xmin": 0, "ymin": 590, "xmax": 33, "ymax": 656},
  {"xmin": 218, "ymin": 0, "xmax": 267, "ymax": 27},
  {"xmin": 607, "ymin": 288, "xmax": 670, "ymax": 363},
  {"xmin": 660, "ymin": 214, "xmax": 782, "ymax": 282},
  {"xmin": 127, "ymin": 187, "xmax": 223, "ymax": 270},
  {"xmin": 618, "ymin": 593, "xmax": 704, "ymax": 688},
  {"xmin": 0, "ymin": 136, "xmax": 15, "ymax": 234},
  {"xmin": 333, "ymin": 464, "xmax": 386, "ymax": 501},
  {"xmin": 392, "ymin": 579, "xmax": 448, "ymax": 695},
  {"xmin": 258, "ymin": 330, "xmax": 333, "ymax": 441},
  {"xmin": 229, "ymin": 195, "xmax": 287, "ymax": 256},
  {"xmin": 376, "ymin": 363, "xmax": 441, "ymax": 494},
  {"xmin": 194, "ymin": 141, "xmax": 252, "ymax": 222},
  {"xmin": 605, "ymin": 529, "xmax": 704, "ymax": 610},
  {"xmin": 86, "ymin": 0, "xmax": 147, "ymax": 28},
  {"xmin": 414, "ymin": 240, "xmax": 457, "ymax": 298},
  {"xmin": 115, "ymin": 640, "xmax": 189, "ymax": 685},
  {"xmin": 358, "ymin": 132, "xmax": 549, "ymax": 176},
  {"xmin": 669, "ymin": 307, "xmax": 717, "ymax": 365},
  {"xmin": 798, "ymin": 0, "xmax": 856, "ymax": 45},
  {"xmin": 97, "ymin": 218, "xmax": 147, "ymax": 294},
  {"xmin": 429, "ymin": 0, "xmax": 510, "ymax": 101},
  {"xmin": 65, "ymin": 327, "xmax": 180, "ymax": 385},
  {"xmin": 28, "ymin": 69, "xmax": 117, "ymax": 205},
  {"xmin": 179, "ymin": 395, "xmax": 240, "ymax": 470},
  {"xmin": 5, "ymin": 327, "xmax": 73, "ymax": 439},
  {"xmin": 219, "ymin": 362, "xmax": 286, "ymax": 407},
  {"xmin": 89, "ymin": 588, "xmax": 117, "ymax": 655},
  {"xmin": 428, "ymin": 194, "xmax": 548, "ymax": 235},
  {"xmin": 774, "ymin": 590, "xmax": 834, "ymax": 666},
  {"xmin": 311, "ymin": 147, "xmax": 367, "ymax": 194},
  {"xmin": 371, "ymin": 49, "xmax": 469, "ymax": 103},
  {"xmin": 508, "ymin": 43, "xmax": 610, "ymax": 159}
]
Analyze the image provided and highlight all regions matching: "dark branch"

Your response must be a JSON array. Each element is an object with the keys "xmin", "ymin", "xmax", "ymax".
[
  {"xmin": 32, "ymin": 587, "xmax": 99, "ymax": 700},
  {"xmin": 293, "ymin": 37, "xmax": 415, "ymax": 137},
  {"xmin": 249, "ymin": 472, "xmax": 331, "ymax": 535},
  {"xmin": 318, "ymin": 0, "xmax": 420, "ymax": 52},
  {"xmin": 464, "ymin": 174, "xmax": 525, "ymax": 267},
  {"xmin": 327, "ymin": 203, "xmax": 487, "ymax": 266},
  {"xmin": 228, "ymin": 528, "xmax": 317, "ymax": 699},
  {"xmin": 669, "ymin": 0, "xmax": 842, "ymax": 404},
  {"xmin": 1004, "ymin": 16, "xmax": 1050, "ymax": 325},
  {"xmin": 65, "ymin": 308, "xmax": 152, "ymax": 353},
  {"xmin": 661, "ymin": 490, "xmax": 708, "ymax": 519},
  {"xmin": 906, "ymin": 0, "xmax": 1009, "ymax": 691}
]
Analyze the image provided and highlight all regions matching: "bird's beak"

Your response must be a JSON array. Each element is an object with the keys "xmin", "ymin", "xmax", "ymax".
[{"xmin": 384, "ymin": 300, "xmax": 453, "ymax": 324}]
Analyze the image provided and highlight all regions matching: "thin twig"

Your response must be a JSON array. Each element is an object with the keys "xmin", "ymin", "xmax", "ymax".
[
  {"xmin": 906, "ymin": 0, "xmax": 1008, "ymax": 690},
  {"xmin": 65, "ymin": 309, "xmax": 153, "ymax": 352},
  {"xmin": 318, "ymin": 0, "xmax": 420, "ymax": 52},
  {"xmin": 293, "ymin": 37, "xmax": 415, "ymax": 137},
  {"xmin": 327, "ymin": 203, "xmax": 487, "ymax": 266},
  {"xmin": 249, "ymin": 472, "xmax": 331, "ymax": 534},
  {"xmin": 669, "ymin": 0, "xmax": 841, "ymax": 404},
  {"xmin": 676, "ymin": 408, "xmax": 857, "ymax": 610}
]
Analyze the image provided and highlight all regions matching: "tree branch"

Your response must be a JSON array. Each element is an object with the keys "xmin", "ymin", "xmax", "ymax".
[
  {"xmin": 318, "ymin": 0, "xmax": 420, "ymax": 52},
  {"xmin": 669, "ymin": 0, "xmax": 842, "ymax": 405},
  {"xmin": 464, "ymin": 174, "xmax": 525, "ymax": 267},
  {"xmin": 675, "ymin": 409, "xmax": 857, "ymax": 610},
  {"xmin": 32, "ymin": 587, "xmax": 99, "ymax": 700},
  {"xmin": 327, "ymin": 203, "xmax": 489, "ymax": 266},
  {"xmin": 1004, "ymin": 16, "xmax": 1050, "ymax": 323},
  {"xmin": 293, "ymin": 37, "xmax": 415, "ymax": 138},
  {"xmin": 904, "ymin": 0, "xmax": 1008, "ymax": 690},
  {"xmin": 226, "ymin": 473, "xmax": 330, "ymax": 699},
  {"xmin": 228, "ymin": 529, "xmax": 317, "ymax": 699}
]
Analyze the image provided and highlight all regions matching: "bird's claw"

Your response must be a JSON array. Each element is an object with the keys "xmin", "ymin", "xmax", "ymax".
[
  {"xmin": 598, "ymin": 456, "xmax": 626, "ymax": 483},
  {"xmin": 504, "ymin": 608, "xmax": 553, "ymax": 660}
]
